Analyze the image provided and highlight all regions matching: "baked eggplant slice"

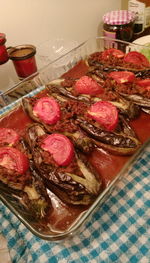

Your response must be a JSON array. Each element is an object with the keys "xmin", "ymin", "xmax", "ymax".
[
  {"xmin": 86, "ymin": 49, "xmax": 150, "ymax": 73},
  {"xmin": 0, "ymin": 130, "xmax": 51, "ymax": 219},
  {"xmin": 119, "ymin": 93, "xmax": 150, "ymax": 113},
  {"xmin": 76, "ymin": 116, "xmax": 141, "ymax": 155},
  {"xmin": 87, "ymin": 61, "xmax": 150, "ymax": 78},
  {"xmin": 106, "ymin": 74, "xmax": 150, "ymax": 114},
  {"xmin": 24, "ymin": 123, "xmax": 101, "ymax": 205}
]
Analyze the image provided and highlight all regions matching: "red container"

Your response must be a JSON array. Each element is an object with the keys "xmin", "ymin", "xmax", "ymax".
[
  {"xmin": 0, "ymin": 33, "xmax": 9, "ymax": 64},
  {"xmin": 8, "ymin": 44, "xmax": 37, "ymax": 79}
]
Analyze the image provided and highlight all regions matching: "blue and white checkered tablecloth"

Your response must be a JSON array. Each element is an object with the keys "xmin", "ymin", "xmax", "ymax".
[{"xmin": 0, "ymin": 143, "xmax": 150, "ymax": 263}]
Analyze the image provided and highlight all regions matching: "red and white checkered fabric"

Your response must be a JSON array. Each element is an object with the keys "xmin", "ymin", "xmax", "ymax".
[{"xmin": 103, "ymin": 10, "xmax": 136, "ymax": 25}]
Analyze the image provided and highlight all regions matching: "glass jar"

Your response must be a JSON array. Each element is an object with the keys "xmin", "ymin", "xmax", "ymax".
[
  {"xmin": 103, "ymin": 10, "xmax": 136, "ymax": 43},
  {"xmin": 8, "ymin": 44, "xmax": 37, "ymax": 79},
  {"xmin": 0, "ymin": 33, "xmax": 9, "ymax": 65}
]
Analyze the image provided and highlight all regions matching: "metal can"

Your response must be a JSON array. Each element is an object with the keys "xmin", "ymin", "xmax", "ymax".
[
  {"xmin": 0, "ymin": 33, "xmax": 9, "ymax": 65},
  {"xmin": 8, "ymin": 44, "xmax": 37, "ymax": 79}
]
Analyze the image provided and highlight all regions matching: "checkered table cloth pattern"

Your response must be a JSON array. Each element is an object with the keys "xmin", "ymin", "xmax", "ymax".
[{"xmin": 0, "ymin": 143, "xmax": 150, "ymax": 263}]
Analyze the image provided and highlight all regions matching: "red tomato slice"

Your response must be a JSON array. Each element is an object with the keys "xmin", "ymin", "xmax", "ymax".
[
  {"xmin": 33, "ymin": 97, "xmax": 61, "ymax": 125},
  {"xmin": 109, "ymin": 71, "xmax": 135, "ymax": 84},
  {"xmin": 0, "ymin": 128, "xmax": 20, "ymax": 145},
  {"xmin": 136, "ymin": 79, "xmax": 150, "ymax": 90},
  {"xmin": 41, "ymin": 133, "xmax": 74, "ymax": 166},
  {"xmin": 101, "ymin": 48, "xmax": 125, "ymax": 60},
  {"xmin": 87, "ymin": 101, "xmax": 118, "ymax": 131},
  {"xmin": 124, "ymin": 51, "xmax": 150, "ymax": 67},
  {"xmin": 74, "ymin": 76, "xmax": 104, "ymax": 96},
  {"xmin": 0, "ymin": 147, "xmax": 29, "ymax": 174}
]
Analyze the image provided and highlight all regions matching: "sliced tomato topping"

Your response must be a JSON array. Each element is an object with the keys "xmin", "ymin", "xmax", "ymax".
[
  {"xmin": 87, "ymin": 101, "xmax": 118, "ymax": 131},
  {"xmin": 124, "ymin": 51, "xmax": 150, "ymax": 67},
  {"xmin": 0, "ymin": 147, "xmax": 29, "ymax": 174},
  {"xmin": 0, "ymin": 128, "xmax": 20, "ymax": 145},
  {"xmin": 101, "ymin": 48, "xmax": 125, "ymax": 60},
  {"xmin": 74, "ymin": 76, "xmax": 104, "ymax": 96},
  {"xmin": 33, "ymin": 97, "xmax": 61, "ymax": 125},
  {"xmin": 109, "ymin": 71, "xmax": 135, "ymax": 84},
  {"xmin": 41, "ymin": 133, "xmax": 74, "ymax": 166},
  {"xmin": 136, "ymin": 79, "xmax": 150, "ymax": 90}
]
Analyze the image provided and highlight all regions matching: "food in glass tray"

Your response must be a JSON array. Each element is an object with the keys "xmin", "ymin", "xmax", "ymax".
[
  {"xmin": 22, "ymin": 89, "xmax": 141, "ymax": 156},
  {"xmin": 48, "ymin": 48, "xmax": 150, "ymax": 116},
  {"xmin": 0, "ymin": 96, "xmax": 102, "ymax": 210},
  {"xmin": 0, "ymin": 40, "xmax": 150, "ymax": 237},
  {"xmin": 87, "ymin": 48, "xmax": 150, "ymax": 71},
  {"xmin": 0, "ymin": 127, "xmax": 51, "ymax": 219},
  {"xmin": 87, "ymin": 49, "xmax": 150, "ymax": 112},
  {"xmin": 22, "ymin": 95, "xmax": 94, "ymax": 154},
  {"xmin": 23, "ymin": 123, "xmax": 101, "ymax": 205}
]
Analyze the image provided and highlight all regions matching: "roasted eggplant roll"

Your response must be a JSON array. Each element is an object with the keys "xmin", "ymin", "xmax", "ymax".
[
  {"xmin": 24, "ymin": 123, "xmax": 101, "ymax": 205},
  {"xmin": 0, "ymin": 127, "xmax": 51, "ymax": 219},
  {"xmin": 76, "ymin": 116, "xmax": 141, "ymax": 155}
]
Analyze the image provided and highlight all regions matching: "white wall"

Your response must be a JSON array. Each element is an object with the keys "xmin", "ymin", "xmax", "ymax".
[{"xmin": 0, "ymin": 0, "xmax": 121, "ymax": 91}]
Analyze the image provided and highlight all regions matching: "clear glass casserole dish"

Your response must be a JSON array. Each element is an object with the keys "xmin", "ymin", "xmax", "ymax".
[{"xmin": 0, "ymin": 36, "xmax": 150, "ymax": 241}]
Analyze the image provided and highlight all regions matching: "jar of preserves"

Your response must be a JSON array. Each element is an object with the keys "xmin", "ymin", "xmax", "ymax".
[
  {"xmin": 103, "ymin": 10, "xmax": 136, "ymax": 43},
  {"xmin": 0, "ymin": 33, "xmax": 9, "ymax": 65}
]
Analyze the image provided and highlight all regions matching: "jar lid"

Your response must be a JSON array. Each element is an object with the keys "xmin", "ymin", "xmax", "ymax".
[
  {"xmin": 8, "ymin": 44, "xmax": 36, "ymax": 61},
  {"xmin": 103, "ymin": 10, "xmax": 136, "ymax": 25},
  {"xmin": 0, "ymin": 33, "xmax": 6, "ymax": 44}
]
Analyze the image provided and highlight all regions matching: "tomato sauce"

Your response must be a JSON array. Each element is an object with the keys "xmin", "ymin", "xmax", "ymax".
[{"xmin": 0, "ymin": 60, "xmax": 150, "ymax": 233}]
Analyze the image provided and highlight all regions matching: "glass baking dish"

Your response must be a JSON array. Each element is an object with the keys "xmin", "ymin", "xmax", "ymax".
[{"xmin": 0, "ymin": 37, "xmax": 150, "ymax": 241}]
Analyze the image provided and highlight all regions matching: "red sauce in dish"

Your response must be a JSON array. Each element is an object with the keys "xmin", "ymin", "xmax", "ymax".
[
  {"xmin": 62, "ymin": 60, "xmax": 89, "ymax": 79},
  {"xmin": 0, "ymin": 60, "xmax": 150, "ymax": 232}
]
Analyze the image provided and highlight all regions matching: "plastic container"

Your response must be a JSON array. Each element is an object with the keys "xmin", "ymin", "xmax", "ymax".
[
  {"xmin": 0, "ymin": 33, "xmax": 9, "ymax": 65},
  {"xmin": 103, "ymin": 10, "xmax": 136, "ymax": 45},
  {"xmin": 0, "ymin": 37, "xmax": 150, "ymax": 241},
  {"xmin": 8, "ymin": 44, "xmax": 37, "ymax": 79}
]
